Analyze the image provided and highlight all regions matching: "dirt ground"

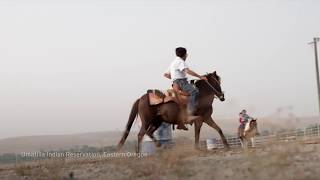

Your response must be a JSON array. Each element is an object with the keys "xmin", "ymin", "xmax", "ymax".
[{"xmin": 1, "ymin": 141, "xmax": 320, "ymax": 180}]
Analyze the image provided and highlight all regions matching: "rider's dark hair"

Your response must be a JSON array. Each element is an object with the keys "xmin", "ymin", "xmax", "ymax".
[{"xmin": 175, "ymin": 47, "xmax": 187, "ymax": 58}]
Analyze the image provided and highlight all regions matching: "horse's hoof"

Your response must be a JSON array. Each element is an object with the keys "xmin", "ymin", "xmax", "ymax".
[
  {"xmin": 177, "ymin": 125, "xmax": 188, "ymax": 131},
  {"xmin": 194, "ymin": 145, "xmax": 201, "ymax": 151}
]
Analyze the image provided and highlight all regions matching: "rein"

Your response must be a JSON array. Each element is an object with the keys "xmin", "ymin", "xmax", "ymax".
[
  {"xmin": 191, "ymin": 74, "xmax": 223, "ymax": 98},
  {"xmin": 204, "ymin": 80, "xmax": 224, "ymax": 97}
]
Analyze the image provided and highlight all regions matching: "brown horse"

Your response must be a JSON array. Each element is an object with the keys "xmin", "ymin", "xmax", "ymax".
[{"xmin": 117, "ymin": 71, "xmax": 230, "ymax": 152}]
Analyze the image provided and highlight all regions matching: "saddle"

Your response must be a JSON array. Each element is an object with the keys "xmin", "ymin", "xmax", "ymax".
[
  {"xmin": 147, "ymin": 89, "xmax": 173, "ymax": 105},
  {"xmin": 147, "ymin": 82, "xmax": 198, "ymax": 129},
  {"xmin": 147, "ymin": 85, "xmax": 189, "ymax": 106}
]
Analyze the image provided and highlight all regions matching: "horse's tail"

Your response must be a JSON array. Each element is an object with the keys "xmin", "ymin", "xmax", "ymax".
[{"xmin": 117, "ymin": 99, "xmax": 140, "ymax": 151}]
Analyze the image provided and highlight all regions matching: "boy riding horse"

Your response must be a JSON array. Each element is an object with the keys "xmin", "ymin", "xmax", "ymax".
[
  {"xmin": 238, "ymin": 109, "xmax": 254, "ymax": 138},
  {"xmin": 164, "ymin": 47, "xmax": 208, "ymax": 130}
]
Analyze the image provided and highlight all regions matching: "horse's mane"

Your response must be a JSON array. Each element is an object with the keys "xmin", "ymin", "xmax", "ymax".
[
  {"xmin": 193, "ymin": 72, "xmax": 221, "ymax": 86},
  {"xmin": 208, "ymin": 72, "xmax": 221, "ymax": 82}
]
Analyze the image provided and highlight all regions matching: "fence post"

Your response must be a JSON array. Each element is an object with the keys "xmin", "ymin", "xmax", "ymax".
[{"xmin": 15, "ymin": 153, "xmax": 17, "ymax": 165}]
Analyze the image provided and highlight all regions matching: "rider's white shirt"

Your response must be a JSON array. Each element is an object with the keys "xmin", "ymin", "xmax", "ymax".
[{"xmin": 167, "ymin": 57, "xmax": 188, "ymax": 81}]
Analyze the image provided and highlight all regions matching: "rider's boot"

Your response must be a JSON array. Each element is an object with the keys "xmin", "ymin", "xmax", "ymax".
[{"xmin": 177, "ymin": 113, "xmax": 188, "ymax": 130}]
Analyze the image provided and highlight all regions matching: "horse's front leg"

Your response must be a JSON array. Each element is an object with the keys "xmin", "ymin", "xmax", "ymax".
[
  {"xmin": 251, "ymin": 137, "xmax": 255, "ymax": 148},
  {"xmin": 239, "ymin": 137, "xmax": 244, "ymax": 148},
  {"xmin": 243, "ymin": 138, "xmax": 248, "ymax": 149},
  {"xmin": 204, "ymin": 117, "xmax": 230, "ymax": 149},
  {"xmin": 194, "ymin": 118, "xmax": 203, "ymax": 149}
]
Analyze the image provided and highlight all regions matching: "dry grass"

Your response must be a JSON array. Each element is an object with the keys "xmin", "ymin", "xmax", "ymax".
[
  {"xmin": 14, "ymin": 164, "xmax": 33, "ymax": 177},
  {"xmin": 14, "ymin": 158, "xmax": 66, "ymax": 180},
  {"xmin": 1, "ymin": 141, "xmax": 320, "ymax": 180}
]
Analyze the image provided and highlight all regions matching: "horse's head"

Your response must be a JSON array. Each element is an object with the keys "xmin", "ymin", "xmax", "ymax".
[
  {"xmin": 205, "ymin": 71, "xmax": 225, "ymax": 101},
  {"xmin": 249, "ymin": 119, "xmax": 258, "ymax": 129}
]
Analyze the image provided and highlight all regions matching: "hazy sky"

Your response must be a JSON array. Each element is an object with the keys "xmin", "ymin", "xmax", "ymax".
[{"xmin": 0, "ymin": 0, "xmax": 320, "ymax": 138}]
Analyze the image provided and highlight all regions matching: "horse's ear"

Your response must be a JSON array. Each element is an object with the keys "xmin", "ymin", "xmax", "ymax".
[{"xmin": 213, "ymin": 71, "xmax": 216, "ymax": 75}]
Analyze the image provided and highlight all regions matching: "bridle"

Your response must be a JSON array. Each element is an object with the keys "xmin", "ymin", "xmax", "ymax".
[
  {"xmin": 191, "ymin": 73, "xmax": 224, "ymax": 98},
  {"xmin": 204, "ymin": 73, "xmax": 224, "ymax": 98}
]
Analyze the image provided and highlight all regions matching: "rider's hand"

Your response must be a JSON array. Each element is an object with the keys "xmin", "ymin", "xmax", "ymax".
[{"xmin": 200, "ymin": 76, "xmax": 208, "ymax": 81}]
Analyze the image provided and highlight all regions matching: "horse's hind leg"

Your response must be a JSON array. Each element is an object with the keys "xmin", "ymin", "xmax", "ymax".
[
  {"xmin": 137, "ymin": 126, "xmax": 147, "ymax": 153},
  {"xmin": 146, "ymin": 123, "xmax": 162, "ymax": 147},
  {"xmin": 204, "ymin": 117, "xmax": 230, "ymax": 149},
  {"xmin": 136, "ymin": 117, "xmax": 150, "ymax": 153},
  {"xmin": 137, "ymin": 108, "xmax": 155, "ymax": 153}
]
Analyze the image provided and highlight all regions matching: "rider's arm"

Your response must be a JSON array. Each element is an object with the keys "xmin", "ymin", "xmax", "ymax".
[
  {"xmin": 164, "ymin": 73, "xmax": 171, "ymax": 79},
  {"xmin": 185, "ymin": 68, "xmax": 201, "ymax": 78},
  {"xmin": 185, "ymin": 68, "xmax": 207, "ymax": 80},
  {"xmin": 245, "ymin": 114, "xmax": 254, "ymax": 121},
  {"xmin": 239, "ymin": 115, "xmax": 245, "ymax": 124}
]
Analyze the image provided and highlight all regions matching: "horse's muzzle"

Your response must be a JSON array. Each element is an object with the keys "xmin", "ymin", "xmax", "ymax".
[{"xmin": 219, "ymin": 94, "xmax": 225, "ymax": 101}]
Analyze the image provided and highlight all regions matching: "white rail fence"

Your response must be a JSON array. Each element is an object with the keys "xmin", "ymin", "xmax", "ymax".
[{"xmin": 203, "ymin": 124, "xmax": 320, "ymax": 149}]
